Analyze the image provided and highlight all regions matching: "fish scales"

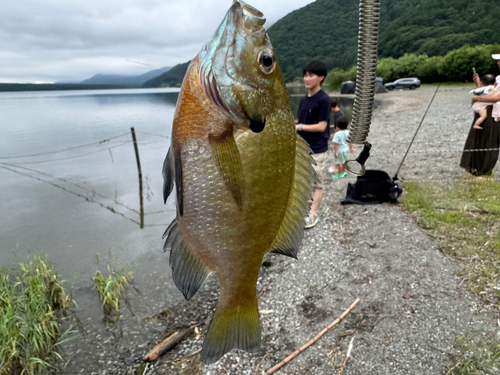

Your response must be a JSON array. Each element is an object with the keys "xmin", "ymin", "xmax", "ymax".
[{"xmin": 162, "ymin": 0, "xmax": 315, "ymax": 364}]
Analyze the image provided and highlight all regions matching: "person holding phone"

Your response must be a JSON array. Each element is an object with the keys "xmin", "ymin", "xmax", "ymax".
[{"xmin": 460, "ymin": 54, "xmax": 500, "ymax": 175}]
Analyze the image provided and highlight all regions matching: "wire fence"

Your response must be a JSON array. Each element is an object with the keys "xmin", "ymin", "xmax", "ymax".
[
  {"xmin": 0, "ymin": 128, "xmax": 174, "ymax": 228},
  {"xmin": 1, "ymin": 124, "xmax": 498, "ymax": 228}
]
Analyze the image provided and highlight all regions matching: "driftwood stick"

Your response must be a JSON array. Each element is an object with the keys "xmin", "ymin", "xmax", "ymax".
[
  {"xmin": 337, "ymin": 336, "xmax": 355, "ymax": 375},
  {"xmin": 265, "ymin": 298, "xmax": 360, "ymax": 375},
  {"xmin": 144, "ymin": 327, "xmax": 194, "ymax": 362}
]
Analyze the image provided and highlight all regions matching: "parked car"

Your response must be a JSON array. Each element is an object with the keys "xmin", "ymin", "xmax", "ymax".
[{"xmin": 384, "ymin": 78, "xmax": 421, "ymax": 90}]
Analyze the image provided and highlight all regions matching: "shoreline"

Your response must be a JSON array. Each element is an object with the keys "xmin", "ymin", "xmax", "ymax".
[{"xmin": 61, "ymin": 84, "xmax": 498, "ymax": 374}]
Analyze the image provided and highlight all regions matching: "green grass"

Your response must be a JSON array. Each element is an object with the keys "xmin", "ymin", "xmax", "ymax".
[
  {"xmin": 403, "ymin": 177, "xmax": 500, "ymax": 374},
  {"xmin": 0, "ymin": 255, "xmax": 75, "ymax": 375},
  {"xmin": 403, "ymin": 177, "xmax": 500, "ymax": 303},
  {"xmin": 445, "ymin": 331, "xmax": 500, "ymax": 374},
  {"xmin": 92, "ymin": 262, "xmax": 133, "ymax": 319}
]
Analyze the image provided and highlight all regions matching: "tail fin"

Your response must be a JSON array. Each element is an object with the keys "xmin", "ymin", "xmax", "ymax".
[{"xmin": 200, "ymin": 299, "xmax": 261, "ymax": 364}]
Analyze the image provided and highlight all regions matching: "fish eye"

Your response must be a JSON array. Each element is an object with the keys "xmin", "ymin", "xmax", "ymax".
[{"xmin": 258, "ymin": 51, "xmax": 275, "ymax": 74}]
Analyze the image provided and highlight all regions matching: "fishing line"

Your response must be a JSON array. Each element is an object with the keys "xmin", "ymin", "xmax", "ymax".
[
  {"xmin": 9, "ymin": 141, "xmax": 133, "ymax": 165},
  {"xmin": 139, "ymin": 143, "xmax": 170, "ymax": 152},
  {"xmin": 393, "ymin": 84, "xmax": 441, "ymax": 180},
  {"xmin": 394, "ymin": 147, "xmax": 500, "ymax": 154},
  {"xmin": 135, "ymin": 130, "xmax": 170, "ymax": 139},
  {"xmin": 403, "ymin": 178, "xmax": 500, "ymax": 185},
  {"xmin": 144, "ymin": 210, "xmax": 173, "ymax": 216},
  {"xmin": 0, "ymin": 132, "xmax": 130, "ymax": 160},
  {"xmin": 363, "ymin": 147, "xmax": 500, "ymax": 156}
]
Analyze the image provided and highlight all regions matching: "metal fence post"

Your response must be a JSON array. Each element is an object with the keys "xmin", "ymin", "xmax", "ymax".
[{"xmin": 130, "ymin": 127, "xmax": 144, "ymax": 228}]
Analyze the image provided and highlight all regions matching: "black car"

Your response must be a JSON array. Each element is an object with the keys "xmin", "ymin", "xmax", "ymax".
[{"xmin": 384, "ymin": 78, "xmax": 421, "ymax": 90}]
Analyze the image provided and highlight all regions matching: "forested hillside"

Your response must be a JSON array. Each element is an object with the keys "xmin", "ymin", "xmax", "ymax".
[
  {"xmin": 142, "ymin": 61, "xmax": 191, "ymax": 88},
  {"xmin": 268, "ymin": 0, "xmax": 500, "ymax": 82}
]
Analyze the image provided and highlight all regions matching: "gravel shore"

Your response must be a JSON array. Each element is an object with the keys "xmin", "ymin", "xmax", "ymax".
[{"xmin": 63, "ymin": 84, "xmax": 500, "ymax": 375}]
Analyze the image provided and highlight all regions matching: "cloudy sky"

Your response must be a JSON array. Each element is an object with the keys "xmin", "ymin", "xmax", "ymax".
[{"xmin": 1, "ymin": 0, "xmax": 315, "ymax": 83}]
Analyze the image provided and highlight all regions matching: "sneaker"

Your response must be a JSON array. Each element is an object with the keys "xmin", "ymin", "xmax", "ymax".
[
  {"xmin": 304, "ymin": 213, "xmax": 318, "ymax": 229},
  {"xmin": 332, "ymin": 171, "xmax": 347, "ymax": 179}
]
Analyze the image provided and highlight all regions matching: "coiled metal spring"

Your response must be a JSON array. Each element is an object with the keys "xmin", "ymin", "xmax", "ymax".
[{"xmin": 347, "ymin": 0, "xmax": 380, "ymax": 145}]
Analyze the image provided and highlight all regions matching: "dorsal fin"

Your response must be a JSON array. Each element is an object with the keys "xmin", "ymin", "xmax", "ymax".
[
  {"xmin": 163, "ymin": 219, "xmax": 210, "ymax": 300},
  {"xmin": 270, "ymin": 135, "xmax": 316, "ymax": 258}
]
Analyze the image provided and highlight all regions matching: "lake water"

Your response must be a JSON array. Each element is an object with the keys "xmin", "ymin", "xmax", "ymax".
[
  {"xmin": 0, "ymin": 87, "xmax": 354, "ymax": 372},
  {"xmin": 0, "ymin": 88, "xmax": 179, "ymax": 281},
  {"xmin": 0, "ymin": 87, "xmax": 352, "ymax": 283}
]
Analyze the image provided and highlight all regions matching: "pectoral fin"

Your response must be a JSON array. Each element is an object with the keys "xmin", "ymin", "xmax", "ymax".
[
  {"xmin": 163, "ymin": 219, "xmax": 210, "ymax": 300},
  {"xmin": 270, "ymin": 135, "xmax": 316, "ymax": 258},
  {"xmin": 174, "ymin": 147, "xmax": 184, "ymax": 216},
  {"xmin": 209, "ymin": 128, "xmax": 245, "ymax": 209},
  {"xmin": 162, "ymin": 147, "xmax": 174, "ymax": 204},
  {"xmin": 162, "ymin": 144, "xmax": 184, "ymax": 215}
]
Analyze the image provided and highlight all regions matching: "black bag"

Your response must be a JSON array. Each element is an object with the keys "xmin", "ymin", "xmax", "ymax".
[{"xmin": 341, "ymin": 169, "xmax": 402, "ymax": 205}]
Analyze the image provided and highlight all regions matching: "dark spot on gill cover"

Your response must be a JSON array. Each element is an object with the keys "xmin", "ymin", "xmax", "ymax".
[{"xmin": 250, "ymin": 115, "xmax": 266, "ymax": 133}]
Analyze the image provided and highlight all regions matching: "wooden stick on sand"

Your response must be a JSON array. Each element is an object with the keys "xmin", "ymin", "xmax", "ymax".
[
  {"xmin": 265, "ymin": 298, "xmax": 360, "ymax": 375},
  {"xmin": 144, "ymin": 327, "xmax": 195, "ymax": 362}
]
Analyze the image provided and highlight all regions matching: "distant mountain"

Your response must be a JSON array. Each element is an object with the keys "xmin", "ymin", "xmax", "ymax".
[
  {"xmin": 267, "ymin": 0, "xmax": 500, "ymax": 82},
  {"xmin": 142, "ymin": 61, "xmax": 191, "ymax": 88},
  {"xmin": 80, "ymin": 66, "xmax": 172, "ymax": 87},
  {"xmin": 0, "ymin": 83, "xmax": 126, "ymax": 92}
]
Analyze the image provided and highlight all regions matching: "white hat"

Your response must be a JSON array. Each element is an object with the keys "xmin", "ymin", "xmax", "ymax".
[{"xmin": 492, "ymin": 54, "xmax": 500, "ymax": 60}]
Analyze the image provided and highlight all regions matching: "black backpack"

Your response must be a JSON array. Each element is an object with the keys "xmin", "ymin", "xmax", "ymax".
[{"xmin": 341, "ymin": 169, "xmax": 402, "ymax": 205}]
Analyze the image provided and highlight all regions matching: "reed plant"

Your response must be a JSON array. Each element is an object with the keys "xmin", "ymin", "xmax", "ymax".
[
  {"xmin": 92, "ymin": 261, "xmax": 133, "ymax": 319},
  {"xmin": 0, "ymin": 255, "xmax": 75, "ymax": 375}
]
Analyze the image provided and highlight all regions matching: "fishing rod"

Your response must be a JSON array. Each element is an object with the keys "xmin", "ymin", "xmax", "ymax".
[{"xmin": 393, "ymin": 84, "xmax": 441, "ymax": 181}]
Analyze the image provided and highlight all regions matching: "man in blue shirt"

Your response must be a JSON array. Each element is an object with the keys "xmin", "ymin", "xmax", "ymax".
[{"xmin": 295, "ymin": 60, "xmax": 332, "ymax": 228}]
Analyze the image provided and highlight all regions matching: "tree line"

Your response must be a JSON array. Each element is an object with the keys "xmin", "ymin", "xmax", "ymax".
[
  {"xmin": 268, "ymin": 0, "xmax": 500, "ymax": 83},
  {"xmin": 325, "ymin": 44, "xmax": 500, "ymax": 91}
]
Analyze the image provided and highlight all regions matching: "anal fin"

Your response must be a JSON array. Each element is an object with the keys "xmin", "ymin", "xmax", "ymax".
[
  {"xmin": 209, "ymin": 128, "xmax": 245, "ymax": 208},
  {"xmin": 163, "ymin": 219, "xmax": 210, "ymax": 300}
]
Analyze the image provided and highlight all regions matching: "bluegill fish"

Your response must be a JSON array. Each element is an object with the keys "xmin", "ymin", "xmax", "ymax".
[{"xmin": 162, "ymin": 0, "xmax": 315, "ymax": 364}]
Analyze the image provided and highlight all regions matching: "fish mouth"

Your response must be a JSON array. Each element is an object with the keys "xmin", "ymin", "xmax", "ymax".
[{"xmin": 238, "ymin": 0, "xmax": 265, "ymax": 31}]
